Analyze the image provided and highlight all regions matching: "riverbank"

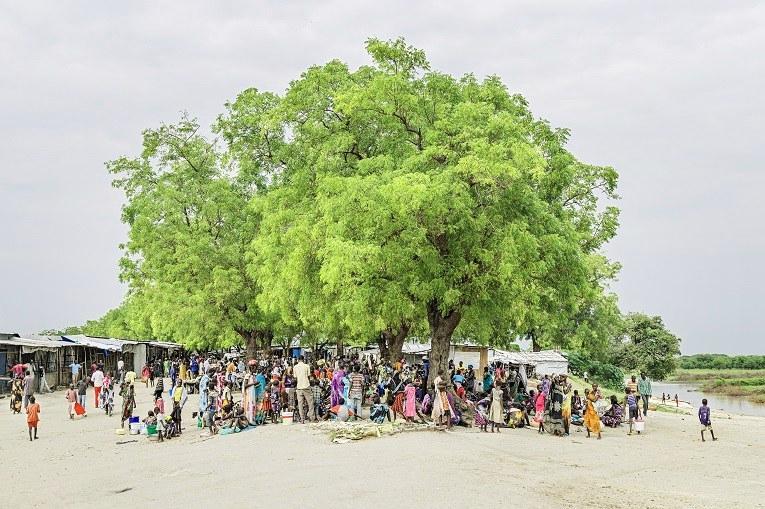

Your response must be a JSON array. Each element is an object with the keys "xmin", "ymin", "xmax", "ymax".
[
  {"xmin": 667, "ymin": 369, "xmax": 765, "ymax": 404},
  {"xmin": 2, "ymin": 382, "xmax": 765, "ymax": 508}
]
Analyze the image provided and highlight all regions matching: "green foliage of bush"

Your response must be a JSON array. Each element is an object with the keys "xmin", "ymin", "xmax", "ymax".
[
  {"xmin": 680, "ymin": 354, "xmax": 765, "ymax": 370},
  {"xmin": 565, "ymin": 351, "xmax": 625, "ymax": 390}
]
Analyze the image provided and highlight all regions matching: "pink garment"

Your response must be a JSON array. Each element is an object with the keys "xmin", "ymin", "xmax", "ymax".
[
  {"xmin": 404, "ymin": 384, "xmax": 416, "ymax": 417},
  {"xmin": 535, "ymin": 392, "xmax": 546, "ymax": 414}
]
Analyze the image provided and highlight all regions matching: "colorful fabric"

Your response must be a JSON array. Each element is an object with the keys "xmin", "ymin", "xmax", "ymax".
[
  {"xmin": 583, "ymin": 392, "xmax": 601, "ymax": 434},
  {"xmin": 404, "ymin": 383, "xmax": 416, "ymax": 418}
]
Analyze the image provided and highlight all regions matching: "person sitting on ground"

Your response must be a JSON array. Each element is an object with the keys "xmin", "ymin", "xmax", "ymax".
[
  {"xmin": 331, "ymin": 397, "xmax": 352, "ymax": 422},
  {"xmin": 369, "ymin": 394, "xmax": 391, "ymax": 424},
  {"xmin": 143, "ymin": 410, "xmax": 157, "ymax": 427},
  {"xmin": 602, "ymin": 395, "xmax": 623, "ymax": 428}
]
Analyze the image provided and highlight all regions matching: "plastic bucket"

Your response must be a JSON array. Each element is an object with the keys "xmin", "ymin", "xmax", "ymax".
[
  {"xmin": 147, "ymin": 425, "xmax": 158, "ymax": 436},
  {"xmin": 129, "ymin": 416, "xmax": 140, "ymax": 424},
  {"xmin": 281, "ymin": 411, "xmax": 293, "ymax": 425}
]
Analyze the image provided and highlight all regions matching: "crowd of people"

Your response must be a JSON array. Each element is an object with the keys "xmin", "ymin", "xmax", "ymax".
[{"xmin": 6, "ymin": 352, "xmax": 719, "ymax": 443}]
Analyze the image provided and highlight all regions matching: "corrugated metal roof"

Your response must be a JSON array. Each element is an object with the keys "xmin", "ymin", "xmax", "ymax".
[
  {"xmin": 148, "ymin": 341, "xmax": 183, "ymax": 350},
  {"xmin": 0, "ymin": 337, "xmax": 70, "ymax": 350},
  {"xmin": 401, "ymin": 341, "xmax": 489, "ymax": 355},
  {"xmin": 490, "ymin": 349, "xmax": 568, "ymax": 365},
  {"xmin": 61, "ymin": 335, "xmax": 137, "ymax": 352},
  {"xmin": 402, "ymin": 342, "xmax": 431, "ymax": 354}
]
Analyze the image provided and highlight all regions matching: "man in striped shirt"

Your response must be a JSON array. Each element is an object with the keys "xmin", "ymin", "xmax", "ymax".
[{"xmin": 349, "ymin": 365, "xmax": 365, "ymax": 420}]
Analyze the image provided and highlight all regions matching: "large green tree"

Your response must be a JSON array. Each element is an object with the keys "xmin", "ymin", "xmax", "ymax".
[
  {"xmin": 228, "ymin": 38, "xmax": 619, "ymax": 385},
  {"xmin": 611, "ymin": 313, "xmax": 681, "ymax": 379},
  {"xmin": 107, "ymin": 117, "xmax": 279, "ymax": 357}
]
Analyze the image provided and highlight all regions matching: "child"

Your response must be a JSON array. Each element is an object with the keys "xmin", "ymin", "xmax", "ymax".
[
  {"xmin": 534, "ymin": 385, "xmax": 546, "ymax": 434},
  {"xmin": 155, "ymin": 406, "xmax": 165, "ymax": 442},
  {"xmin": 489, "ymin": 380, "xmax": 504, "ymax": 433},
  {"xmin": 143, "ymin": 410, "xmax": 157, "ymax": 427},
  {"xmin": 270, "ymin": 380, "xmax": 281, "ymax": 424},
  {"xmin": 699, "ymin": 398, "xmax": 717, "ymax": 442},
  {"xmin": 626, "ymin": 389, "xmax": 640, "ymax": 435},
  {"xmin": 26, "ymin": 395, "xmax": 40, "ymax": 441},
  {"xmin": 65, "ymin": 384, "xmax": 77, "ymax": 419},
  {"xmin": 155, "ymin": 392, "xmax": 165, "ymax": 415},
  {"xmin": 369, "ymin": 394, "xmax": 391, "ymax": 424}
]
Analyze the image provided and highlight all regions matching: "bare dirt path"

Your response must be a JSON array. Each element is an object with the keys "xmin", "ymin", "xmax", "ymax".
[{"xmin": 2, "ymin": 381, "xmax": 762, "ymax": 509}]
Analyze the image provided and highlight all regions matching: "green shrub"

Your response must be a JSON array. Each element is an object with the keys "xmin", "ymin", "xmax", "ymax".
[{"xmin": 565, "ymin": 351, "xmax": 625, "ymax": 390}]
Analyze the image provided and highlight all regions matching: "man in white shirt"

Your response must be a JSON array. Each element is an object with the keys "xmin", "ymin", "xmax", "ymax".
[
  {"xmin": 293, "ymin": 355, "xmax": 315, "ymax": 423},
  {"xmin": 117, "ymin": 358, "xmax": 125, "ymax": 384},
  {"xmin": 91, "ymin": 368, "xmax": 105, "ymax": 408}
]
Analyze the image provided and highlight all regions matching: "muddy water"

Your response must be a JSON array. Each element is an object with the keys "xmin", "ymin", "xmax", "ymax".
[{"xmin": 653, "ymin": 381, "xmax": 765, "ymax": 417}]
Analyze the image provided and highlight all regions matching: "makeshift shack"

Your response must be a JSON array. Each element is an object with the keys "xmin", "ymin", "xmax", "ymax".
[{"xmin": 489, "ymin": 349, "xmax": 569, "ymax": 378}]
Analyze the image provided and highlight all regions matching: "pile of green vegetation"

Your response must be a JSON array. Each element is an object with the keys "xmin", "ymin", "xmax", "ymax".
[{"xmin": 679, "ymin": 354, "xmax": 765, "ymax": 370}]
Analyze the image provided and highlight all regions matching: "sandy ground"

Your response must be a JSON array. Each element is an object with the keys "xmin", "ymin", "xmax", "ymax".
[{"xmin": 2, "ymin": 381, "xmax": 764, "ymax": 509}]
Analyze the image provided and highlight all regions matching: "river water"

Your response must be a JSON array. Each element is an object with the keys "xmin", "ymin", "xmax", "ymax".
[{"xmin": 653, "ymin": 382, "xmax": 765, "ymax": 417}]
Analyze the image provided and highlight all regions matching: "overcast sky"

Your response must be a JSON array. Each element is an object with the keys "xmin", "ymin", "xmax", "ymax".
[{"xmin": 1, "ymin": 1, "xmax": 763, "ymax": 354}]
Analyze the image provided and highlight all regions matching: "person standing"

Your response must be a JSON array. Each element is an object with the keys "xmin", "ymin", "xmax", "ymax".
[
  {"xmin": 26, "ymin": 395, "xmax": 40, "ymax": 441},
  {"xmin": 482, "ymin": 367, "xmax": 493, "ymax": 394},
  {"xmin": 295, "ymin": 358, "xmax": 314, "ymax": 421},
  {"xmin": 699, "ymin": 398, "xmax": 717, "ymax": 442},
  {"xmin": 69, "ymin": 361, "xmax": 81, "ymax": 385},
  {"xmin": 627, "ymin": 375, "xmax": 638, "ymax": 396},
  {"xmin": 77, "ymin": 376, "xmax": 88, "ymax": 410},
  {"xmin": 120, "ymin": 383, "xmax": 136, "ymax": 428},
  {"xmin": 241, "ymin": 362, "xmax": 257, "ymax": 423},
  {"xmin": 488, "ymin": 381, "xmax": 504, "ymax": 433},
  {"xmin": 198, "ymin": 369, "xmax": 211, "ymax": 421},
  {"xmin": 22, "ymin": 370, "xmax": 35, "ymax": 410},
  {"xmin": 583, "ymin": 388, "xmax": 602, "ymax": 439},
  {"xmin": 117, "ymin": 357, "xmax": 125, "ymax": 385},
  {"xmin": 171, "ymin": 379, "xmax": 187, "ymax": 433},
  {"xmin": 65, "ymin": 384, "xmax": 77, "ymax": 419},
  {"xmin": 431, "ymin": 370, "xmax": 451, "ymax": 428},
  {"xmin": 91, "ymin": 366, "xmax": 105, "ymax": 408},
  {"xmin": 347, "ymin": 365, "xmax": 364, "ymax": 421},
  {"xmin": 638, "ymin": 372, "xmax": 652, "ymax": 416}
]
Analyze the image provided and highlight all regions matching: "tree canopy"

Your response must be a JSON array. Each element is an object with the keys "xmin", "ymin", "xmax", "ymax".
[
  {"xmin": 610, "ymin": 313, "xmax": 682, "ymax": 380},
  {"xmin": 75, "ymin": 38, "xmax": 631, "ymax": 376}
]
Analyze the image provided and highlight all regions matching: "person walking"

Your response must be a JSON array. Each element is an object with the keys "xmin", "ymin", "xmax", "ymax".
[
  {"xmin": 22, "ymin": 370, "xmax": 35, "ymax": 410},
  {"xmin": 77, "ymin": 376, "xmax": 88, "ymax": 410},
  {"xmin": 638, "ymin": 372, "xmax": 652, "ymax": 416},
  {"xmin": 26, "ymin": 395, "xmax": 41, "ymax": 441},
  {"xmin": 294, "ymin": 355, "xmax": 315, "ymax": 423},
  {"xmin": 91, "ymin": 366, "xmax": 105, "ymax": 408}
]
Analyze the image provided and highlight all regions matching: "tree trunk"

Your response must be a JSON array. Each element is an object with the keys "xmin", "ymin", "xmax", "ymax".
[
  {"xmin": 386, "ymin": 322, "xmax": 410, "ymax": 364},
  {"xmin": 426, "ymin": 300, "xmax": 462, "ymax": 390},
  {"xmin": 239, "ymin": 330, "xmax": 273, "ymax": 360},
  {"xmin": 376, "ymin": 333, "xmax": 390, "ymax": 362},
  {"xmin": 529, "ymin": 330, "xmax": 540, "ymax": 352}
]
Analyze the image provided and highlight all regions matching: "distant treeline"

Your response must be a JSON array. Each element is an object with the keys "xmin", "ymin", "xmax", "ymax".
[{"xmin": 680, "ymin": 354, "xmax": 765, "ymax": 370}]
